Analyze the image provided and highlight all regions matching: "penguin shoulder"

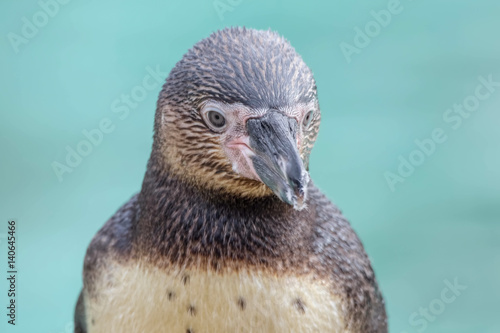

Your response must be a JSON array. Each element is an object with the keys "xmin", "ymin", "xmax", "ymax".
[{"xmin": 83, "ymin": 194, "xmax": 139, "ymax": 293}]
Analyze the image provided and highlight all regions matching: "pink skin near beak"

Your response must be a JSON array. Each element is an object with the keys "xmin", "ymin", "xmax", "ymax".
[{"xmin": 225, "ymin": 136, "xmax": 262, "ymax": 182}]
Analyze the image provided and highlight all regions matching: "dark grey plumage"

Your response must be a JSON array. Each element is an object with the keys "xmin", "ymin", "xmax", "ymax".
[{"xmin": 162, "ymin": 27, "xmax": 317, "ymax": 109}]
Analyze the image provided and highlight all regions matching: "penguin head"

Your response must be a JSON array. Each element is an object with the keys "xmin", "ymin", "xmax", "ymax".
[{"xmin": 155, "ymin": 27, "xmax": 320, "ymax": 210}]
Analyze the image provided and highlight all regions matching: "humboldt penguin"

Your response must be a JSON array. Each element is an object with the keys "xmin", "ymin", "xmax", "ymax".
[{"xmin": 74, "ymin": 27, "xmax": 387, "ymax": 332}]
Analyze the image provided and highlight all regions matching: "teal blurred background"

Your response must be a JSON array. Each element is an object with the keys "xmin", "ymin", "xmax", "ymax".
[{"xmin": 1, "ymin": 0, "xmax": 499, "ymax": 332}]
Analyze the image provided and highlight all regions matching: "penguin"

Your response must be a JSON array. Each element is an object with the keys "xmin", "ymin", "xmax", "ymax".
[{"xmin": 74, "ymin": 27, "xmax": 387, "ymax": 333}]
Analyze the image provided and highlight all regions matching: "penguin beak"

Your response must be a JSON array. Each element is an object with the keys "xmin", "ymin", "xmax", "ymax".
[{"xmin": 246, "ymin": 110, "xmax": 309, "ymax": 210}]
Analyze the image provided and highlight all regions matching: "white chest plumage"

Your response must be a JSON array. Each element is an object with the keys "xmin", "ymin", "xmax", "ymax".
[{"xmin": 85, "ymin": 263, "xmax": 347, "ymax": 333}]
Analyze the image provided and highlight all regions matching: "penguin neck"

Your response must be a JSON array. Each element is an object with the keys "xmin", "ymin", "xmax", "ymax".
[
  {"xmin": 139, "ymin": 152, "xmax": 278, "ymax": 208},
  {"xmin": 135, "ymin": 153, "xmax": 312, "ymax": 270}
]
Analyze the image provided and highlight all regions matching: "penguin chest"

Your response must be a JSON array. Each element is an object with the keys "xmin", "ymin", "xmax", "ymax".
[{"xmin": 86, "ymin": 263, "xmax": 347, "ymax": 333}]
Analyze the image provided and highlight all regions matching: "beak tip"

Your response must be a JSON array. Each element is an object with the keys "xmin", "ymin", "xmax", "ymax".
[
  {"xmin": 292, "ymin": 195, "xmax": 307, "ymax": 210},
  {"xmin": 286, "ymin": 170, "xmax": 310, "ymax": 211}
]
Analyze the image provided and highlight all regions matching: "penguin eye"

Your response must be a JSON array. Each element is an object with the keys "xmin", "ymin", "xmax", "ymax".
[
  {"xmin": 302, "ymin": 110, "xmax": 314, "ymax": 128},
  {"xmin": 205, "ymin": 109, "xmax": 227, "ymax": 131}
]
